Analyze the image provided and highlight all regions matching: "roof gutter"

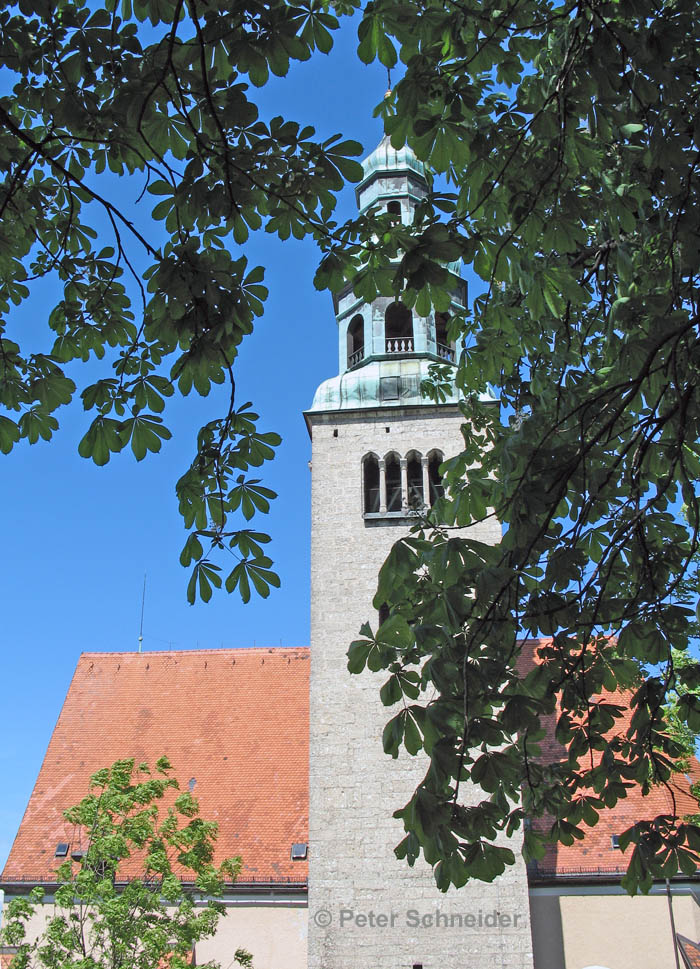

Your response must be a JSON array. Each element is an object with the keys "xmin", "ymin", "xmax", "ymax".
[{"xmin": 0, "ymin": 878, "xmax": 308, "ymax": 896}]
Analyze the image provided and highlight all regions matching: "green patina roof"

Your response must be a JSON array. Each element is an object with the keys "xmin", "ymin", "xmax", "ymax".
[
  {"xmin": 309, "ymin": 360, "xmax": 451, "ymax": 412},
  {"xmin": 307, "ymin": 358, "xmax": 496, "ymax": 413},
  {"xmin": 359, "ymin": 135, "xmax": 425, "ymax": 188}
]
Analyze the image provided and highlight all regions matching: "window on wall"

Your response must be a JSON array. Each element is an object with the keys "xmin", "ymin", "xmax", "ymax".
[
  {"xmin": 385, "ymin": 453, "xmax": 402, "ymax": 512},
  {"xmin": 428, "ymin": 451, "xmax": 444, "ymax": 505},
  {"xmin": 347, "ymin": 314, "xmax": 364, "ymax": 368},
  {"xmin": 379, "ymin": 376, "xmax": 400, "ymax": 401},
  {"xmin": 385, "ymin": 302, "xmax": 413, "ymax": 354},
  {"xmin": 387, "ymin": 199, "xmax": 401, "ymax": 220},
  {"xmin": 363, "ymin": 454, "xmax": 380, "ymax": 514},
  {"xmin": 406, "ymin": 452, "xmax": 424, "ymax": 509},
  {"xmin": 435, "ymin": 312, "xmax": 455, "ymax": 363}
]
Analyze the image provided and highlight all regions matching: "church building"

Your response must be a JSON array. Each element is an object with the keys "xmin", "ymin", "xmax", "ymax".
[{"xmin": 2, "ymin": 140, "xmax": 699, "ymax": 969}]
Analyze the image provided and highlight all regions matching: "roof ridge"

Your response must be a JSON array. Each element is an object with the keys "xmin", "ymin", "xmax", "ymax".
[{"xmin": 77, "ymin": 646, "xmax": 310, "ymax": 658}]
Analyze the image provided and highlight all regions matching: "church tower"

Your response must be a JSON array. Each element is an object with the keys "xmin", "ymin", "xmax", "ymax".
[{"xmin": 306, "ymin": 138, "xmax": 534, "ymax": 969}]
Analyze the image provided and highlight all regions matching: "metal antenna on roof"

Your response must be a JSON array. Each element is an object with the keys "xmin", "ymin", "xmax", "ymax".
[{"xmin": 138, "ymin": 573, "xmax": 146, "ymax": 652}]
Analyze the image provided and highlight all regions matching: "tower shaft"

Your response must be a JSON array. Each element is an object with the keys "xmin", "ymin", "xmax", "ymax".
[{"xmin": 306, "ymin": 137, "xmax": 534, "ymax": 969}]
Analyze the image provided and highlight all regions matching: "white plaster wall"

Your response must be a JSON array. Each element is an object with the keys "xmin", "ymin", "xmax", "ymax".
[
  {"xmin": 0, "ymin": 895, "xmax": 307, "ymax": 969},
  {"xmin": 530, "ymin": 887, "xmax": 700, "ymax": 969},
  {"xmin": 197, "ymin": 901, "xmax": 308, "ymax": 969}
]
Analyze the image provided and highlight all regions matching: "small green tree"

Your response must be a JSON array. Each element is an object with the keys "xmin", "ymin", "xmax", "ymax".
[{"xmin": 0, "ymin": 758, "xmax": 251, "ymax": 969}]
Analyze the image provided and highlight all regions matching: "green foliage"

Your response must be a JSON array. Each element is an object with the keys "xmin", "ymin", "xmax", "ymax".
[
  {"xmin": 336, "ymin": 0, "xmax": 700, "ymax": 895},
  {"xmin": 0, "ymin": 0, "xmax": 365, "ymax": 602},
  {"xmin": 3, "ymin": 0, "xmax": 700, "ymax": 901},
  {"xmin": 0, "ymin": 758, "xmax": 251, "ymax": 969}
]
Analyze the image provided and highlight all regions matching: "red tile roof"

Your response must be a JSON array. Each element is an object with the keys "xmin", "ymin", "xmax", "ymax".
[
  {"xmin": 2, "ymin": 639, "xmax": 697, "ymax": 889},
  {"xmin": 159, "ymin": 949, "xmax": 196, "ymax": 967},
  {"xmin": 520, "ymin": 639, "xmax": 700, "ymax": 880},
  {"xmin": 1, "ymin": 649, "xmax": 309, "ymax": 887},
  {"xmin": 679, "ymin": 935, "xmax": 700, "ymax": 969},
  {"xmin": 530, "ymin": 763, "xmax": 700, "ymax": 879}
]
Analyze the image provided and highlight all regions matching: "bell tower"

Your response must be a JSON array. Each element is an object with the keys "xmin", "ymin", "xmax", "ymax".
[{"xmin": 305, "ymin": 138, "xmax": 534, "ymax": 969}]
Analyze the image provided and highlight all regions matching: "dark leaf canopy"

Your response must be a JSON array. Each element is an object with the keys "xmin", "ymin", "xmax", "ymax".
[{"xmin": 336, "ymin": 0, "xmax": 700, "ymax": 894}]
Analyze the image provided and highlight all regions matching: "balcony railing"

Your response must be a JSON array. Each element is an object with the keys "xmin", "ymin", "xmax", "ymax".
[
  {"xmin": 348, "ymin": 346, "xmax": 364, "ymax": 368},
  {"xmin": 437, "ymin": 342, "xmax": 455, "ymax": 362},
  {"xmin": 385, "ymin": 337, "xmax": 414, "ymax": 354}
]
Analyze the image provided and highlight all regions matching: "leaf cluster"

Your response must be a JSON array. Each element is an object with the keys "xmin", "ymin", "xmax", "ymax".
[
  {"xmin": 0, "ymin": 0, "xmax": 366, "ymax": 600},
  {"xmin": 0, "ymin": 758, "xmax": 250, "ymax": 969}
]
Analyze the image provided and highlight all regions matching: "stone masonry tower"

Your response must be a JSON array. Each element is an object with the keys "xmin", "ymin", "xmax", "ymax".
[{"xmin": 305, "ymin": 138, "xmax": 534, "ymax": 969}]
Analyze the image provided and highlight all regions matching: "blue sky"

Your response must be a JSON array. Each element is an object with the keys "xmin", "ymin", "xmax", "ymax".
[{"xmin": 0, "ymin": 19, "xmax": 417, "ymax": 870}]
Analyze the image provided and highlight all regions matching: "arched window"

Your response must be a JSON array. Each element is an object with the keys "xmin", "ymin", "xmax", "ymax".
[
  {"xmin": 363, "ymin": 454, "xmax": 380, "ymax": 514},
  {"xmin": 406, "ymin": 451, "xmax": 423, "ymax": 509},
  {"xmin": 385, "ymin": 302, "xmax": 413, "ymax": 354},
  {"xmin": 347, "ymin": 314, "xmax": 364, "ymax": 368},
  {"xmin": 385, "ymin": 452, "xmax": 402, "ymax": 512},
  {"xmin": 387, "ymin": 200, "xmax": 401, "ymax": 220},
  {"xmin": 428, "ymin": 450, "xmax": 444, "ymax": 506},
  {"xmin": 435, "ymin": 312, "xmax": 455, "ymax": 362}
]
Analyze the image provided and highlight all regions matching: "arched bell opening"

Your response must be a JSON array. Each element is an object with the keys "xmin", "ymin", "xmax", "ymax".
[
  {"xmin": 406, "ymin": 450, "xmax": 424, "ymax": 509},
  {"xmin": 385, "ymin": 452, "xmax": 403, "ymax": 512},
  {"xmin": 385, "ymin": 302, "xmax": 414, "ymax": 355},
  {"xmin": 387, "ymin": 199, "xmax": 401, "ymax": 220},
  {"xmin": 428, "ymin": 450, "xmax": 445, "ymax": 506},
  {"xmin": 435, "ymin": 312, "xmax": 455, "ymax": 363},
  {"xmin": 362, "ymin": 453, "xmax": 380, "ymax": 514},
  {"xmin": 347, "ymin": 314, "xmax": 364, "ymax": 369}
]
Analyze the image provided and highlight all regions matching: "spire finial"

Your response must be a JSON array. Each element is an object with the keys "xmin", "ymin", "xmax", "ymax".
[{"xmin": 138, "ymin": 573, "xmax": 146, "ymax": 652}]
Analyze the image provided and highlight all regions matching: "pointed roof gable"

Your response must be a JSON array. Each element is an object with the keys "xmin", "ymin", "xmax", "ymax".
[{"xmin": 1, "ymin": 648, "xmax": 309, "ymax": 887}]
